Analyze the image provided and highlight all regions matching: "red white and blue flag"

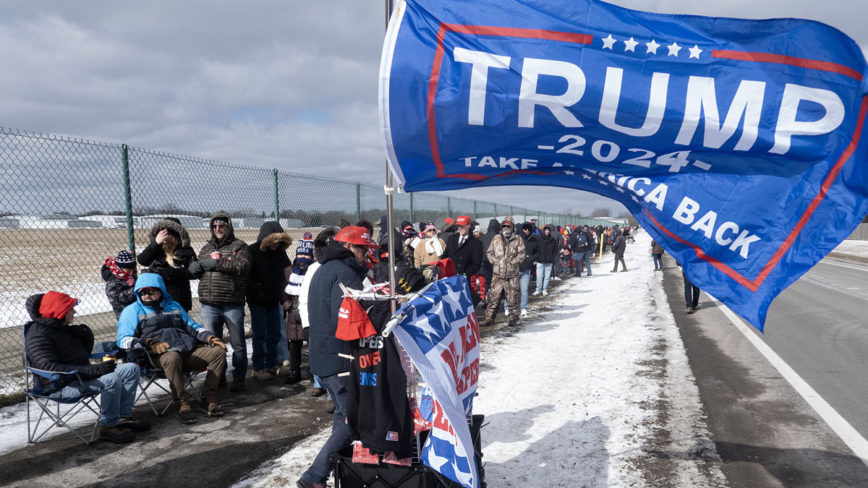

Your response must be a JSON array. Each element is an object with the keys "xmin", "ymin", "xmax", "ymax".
[
  {"xmin": 392, "ymin": 275, "xmax": 481, "ymax": 488},
  {"xmin": 379, "ymin": 0, "xmax": 868, "ymax": 330}
]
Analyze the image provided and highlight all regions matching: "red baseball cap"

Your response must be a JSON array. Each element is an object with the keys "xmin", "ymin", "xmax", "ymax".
[
  {"xmin": 456, "ymin": 215, "xmax": 471, "ymax": 226},
  {"xmin": 444, "ymin": 217, "xmax": 455, "ymax": 224},
  {"xmin": 335, "ymin": 298, "xmax": 377, "ymax": 340},
  {"xmin": 335, "ymin": 226, "xmax": 380, "ymax": 248}
]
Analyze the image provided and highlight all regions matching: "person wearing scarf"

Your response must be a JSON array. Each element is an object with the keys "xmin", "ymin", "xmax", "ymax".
[
  {"xmin": 414, "ymin": 223, "xmax": 446, "ymax": 265},
  {"xmin": 101, "ymin": 250, "xmax": 138, "ymax": 319}
]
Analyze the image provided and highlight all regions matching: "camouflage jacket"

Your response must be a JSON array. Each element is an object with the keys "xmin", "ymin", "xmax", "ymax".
[{"xmin": 486, "ymin": 233, "xmax": 525, "ymax": 278}]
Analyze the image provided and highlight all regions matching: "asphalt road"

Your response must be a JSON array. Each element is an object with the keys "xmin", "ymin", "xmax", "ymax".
[
  {"xmin": 665, "ymin": 255, "xmax": 868, "ymax": 487},
  {"xmin": 754, "ymin": 258, "xmax": 868, "ymax": 440}
]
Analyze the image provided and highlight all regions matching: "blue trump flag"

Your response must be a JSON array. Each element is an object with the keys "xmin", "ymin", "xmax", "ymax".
[{"xmin": 378, "ymin": 0, "xmax": 868, "ymax": 330}]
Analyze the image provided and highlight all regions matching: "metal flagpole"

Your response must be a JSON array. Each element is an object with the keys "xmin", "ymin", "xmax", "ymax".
[{"xmin": 383, "ymin": 0, "xmax": 422, "ymax": 463}]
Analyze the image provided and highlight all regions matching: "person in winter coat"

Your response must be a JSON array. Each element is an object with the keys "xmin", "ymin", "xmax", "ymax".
[
  {"xmin": 479, "ymin": 218, "xmax": 501, "ymax": 308},
  {"xmin": 283, "ymin": 231, "xmax": 314, "ymax": 384},
  {"xmin": 611, "ymin": 229, "xmax": 628, "ymax": 272},
  {"xmin": 651, "ymin": 240, "xmax": 665, "ymax": 271},
  {"xmin": 189, "ymin": 211, "xmax": 251, "ymax": 392},
  {"xmin": 444, "ymin": 215, "xmax": 484, "ymax": 305},
  {"xmin": 117, "ymin": 274, "xmax": 227, "ymax": 423},
  {"xmin": 247, "ymin": 221, "xmax": 293, "ymax": 381},
  {"xmin": 534, "ymin": 225, "xmax": 559, "ymax": 296},
  {"xmin": 414, "ymin": 223, "xmax": 446, "ymax": 265},
  {"xmin": 297, "ymin": 227, "xmax": 340, "ymax": 397},
  {"xmin": 136, "ymin": 218, "xmax": 198, "ymax": 311},
  {"xmin": 571, "ymin": 226, "xmax": 593, "ymax": 277},
  {"xmin": 484, "ymin": 217, "xmax": 525, "ymax": 326},
  {"xmin": 25, "ymin": 291, "xmax": 148, "ymax": 443},
  {"xmin": 300, "ymin": 226, "xmax": 372, "ymax": 486},
  {"xmin": 102, "ymin": 250, "xmax": 137, "ymax": 319},
  {"xmin": 518, "ymin": 222, "xmax": 540, "ymax": 316}
]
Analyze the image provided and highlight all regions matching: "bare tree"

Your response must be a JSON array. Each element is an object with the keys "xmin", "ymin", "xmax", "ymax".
[{"xmin": 590, "ymin": 207, "xmax": 612, "ymax": 218}]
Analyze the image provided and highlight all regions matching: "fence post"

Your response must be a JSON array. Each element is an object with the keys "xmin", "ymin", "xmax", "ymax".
[
  {"xmin": 447, "ymin": 197, "xmax": 452, "ymax": 218},
  {"xmin": 355, "ymin": 183, "xmax": 361, "ymax": 222},
  {"xmin": 273, "ymin": 169, "xmax": 279, "ymax": 221},
  {"xmin": 473, "ymin": 201, "xmax": 477, "ymax": 222},
  {"xmin": 409, "ymin": 193, "xmax": 414, "ymax": 223},
  {"xmin": 494, "ymin": 204, "xmax": 497, "ymax": 218},
  {"xmin": 121, "ymin": 144, "xmax": 135, "ymax": 255}
]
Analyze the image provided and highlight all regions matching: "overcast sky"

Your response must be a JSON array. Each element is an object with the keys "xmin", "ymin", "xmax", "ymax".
[{"xmin": 0, "ymin": 0, "xmax": 865, "ymax": 217}]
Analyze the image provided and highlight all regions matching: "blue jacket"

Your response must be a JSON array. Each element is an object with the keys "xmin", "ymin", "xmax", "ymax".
[{"xmin": 116, "ymin": 274, "xmax": 212, "ymax": 354}]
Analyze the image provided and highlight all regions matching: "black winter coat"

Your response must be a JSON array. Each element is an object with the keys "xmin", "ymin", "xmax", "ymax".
[
  {"xmin": 520, "ymin": 233, "xmax": 540, "ymax": 271},
  {"xmin": 612, "ymin": 234, "xmax": 627, "ymax": 255},
  {"xmin": 134, "ymin": 305, "xmax": 212, "ymax": 356},
  {"xmin": 101, "ymin": 265, "xmax": 137, "ymax": 319},
  {"xmin": 307, "ymin": 241, "xmax": 367, "ymax": 378},
  {"xmin": 538, "ymin": 229, "xmax": 558, "ymax": 264},
  {"xmin": 570, "ymin": 231, "xmax": 592, "ymax": 253},
  {"xmin": 195, "ymin": 211, "xmax": 251, "ymax": 305},
  {"xmin": 444, "ymin": 233, "xmax": 483, "ymax": 277},
  {"xmin": 247, "ymin": 221, "xmax": 293, "ymax": 308},
  {"xmin": 480, "ymin": 219, "xmax": 501, "ymax": 272},
  {"xmin": 23, "ymin": 294, "xmax": 102, "ymax": 394},
  {"xmin": 137, "ymin": 219, "xmax": 197, "ymax": 311}
]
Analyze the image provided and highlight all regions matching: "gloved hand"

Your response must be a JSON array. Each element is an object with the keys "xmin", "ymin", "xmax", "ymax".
[
  {"xmin": 200, "ymin": 259, "xmax": 219, "ymax": 271},
  {"xmin": 208, "ymin": 336, "xmax": 227, "ymax": 351},
  {"xmin": 96, "ymin": 360, "xmax": 117, "ymax": 376},
  {"xmin": 145, "ymin": 338, "xmax": 170, "ymax": 355},
  {"xmin": 188, "ymin": 261, "xmax": 204, "ymax": 275}
]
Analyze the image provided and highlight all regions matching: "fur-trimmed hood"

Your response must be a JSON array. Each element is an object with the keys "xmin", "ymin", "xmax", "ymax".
[
  {"xmin": 257, "ymin": 221, "xmax": 292, "ymax": 251},
  {"xmin": 261, "ymin": 232, "xmax": 292, "ymax": 252},
  {"xmin": 148, "ymin": 219, "xmax": 191, "ymax": 248}
]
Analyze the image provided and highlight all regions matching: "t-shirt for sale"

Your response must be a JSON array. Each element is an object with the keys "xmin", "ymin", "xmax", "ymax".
[{"xmin": 337, "ymin": 298, "xmax": 414, "ymax": 458}]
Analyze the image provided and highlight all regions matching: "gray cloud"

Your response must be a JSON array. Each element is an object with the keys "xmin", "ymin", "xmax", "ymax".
[{"xmin": 0, "ymin": 1, "xmax": 864, "ymax": 217}]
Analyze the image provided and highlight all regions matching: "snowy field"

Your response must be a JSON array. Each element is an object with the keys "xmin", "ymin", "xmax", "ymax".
[
  {"xmin": 234, "ymin": 232, "xmax": 725, "ymax": 487},
  {"xmin": 833, "ymin": 239, "xmax": 868, "ymax": 260}
]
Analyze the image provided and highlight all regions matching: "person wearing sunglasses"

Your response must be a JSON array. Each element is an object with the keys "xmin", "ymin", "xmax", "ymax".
[{"xmin": 189, "ymin": 211, "xmax": 251, "ymax": 393}]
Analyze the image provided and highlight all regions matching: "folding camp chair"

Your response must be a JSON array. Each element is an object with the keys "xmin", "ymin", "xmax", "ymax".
[
  {"xmin": 21, "ymin": 323, "xmax": 103, "ymax": 445},
  {"xmin": 132, "ymin": 347, "xmax": 203, "ymax": 416}
]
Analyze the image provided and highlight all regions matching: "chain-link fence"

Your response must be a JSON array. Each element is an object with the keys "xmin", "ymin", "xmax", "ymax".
[{"xmin": 0, "ymin": 127, "xmax": 615, "ymax": 403}]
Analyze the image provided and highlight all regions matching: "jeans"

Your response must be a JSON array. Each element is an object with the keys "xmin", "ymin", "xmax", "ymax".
[
  {"xmin": 519, "ymin": 269, "xmax": 530, "ymax": 311},
  {"xmin": 535, "ymin": 263, "xmax": 552, "ymax": 293},
  {"xmin": 575, "ymin": 251, "xmax": 591, "ymax": 276},
  {"xmin": 653, "ymin": 254, "xmax": 663, "ymax": 270},
  {"xmin": 201, "ymin": 303, "xmax": 247, "ymax": 382},
  {"xmin": 249, "ymin": 304, "xmax": 282, "ymax": 371},
  {"xmin": 50, "ymin": 363, "xmax": 140, "ymax": 427},
  {"xmin": 683, "ymin": 271, "xmax": 700, "ymax": 308},
  {"xmin": 301, "ymin": 374, "xmax": 351, "ymax": 484}
]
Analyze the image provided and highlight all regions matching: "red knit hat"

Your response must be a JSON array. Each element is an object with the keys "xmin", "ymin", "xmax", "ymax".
[{"xmin": 39, "ymin": 291, "xmax": 79, "ymax": 320}]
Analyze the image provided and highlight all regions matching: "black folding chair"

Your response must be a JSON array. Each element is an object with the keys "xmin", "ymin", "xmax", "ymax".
[{"xmin": 21, "ymin": 323, "xmax": 102, "ymax": 445}]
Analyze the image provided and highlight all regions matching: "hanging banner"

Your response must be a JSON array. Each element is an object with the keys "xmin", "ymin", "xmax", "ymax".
[
  {"xmin": 392, "ymin": 276, "xmax": 480, "ymax": 488},
  {"xmin": 378, "ymin": 0, "xmax": 868, "ymax": 330}
]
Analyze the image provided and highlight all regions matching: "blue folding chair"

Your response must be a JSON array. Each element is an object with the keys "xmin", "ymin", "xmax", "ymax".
[{"xmin": 21, "ymin": 322, "xmax": 103, "ymax": 445}]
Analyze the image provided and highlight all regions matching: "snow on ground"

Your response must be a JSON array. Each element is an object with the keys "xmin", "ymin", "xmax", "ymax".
[
  {"xmin": 234, "ymin": 232, "xmax": 726, "ymax": 487},
  {"xmin": 833, "ymin": 240, "xmax": 868, "ymax": 259}
]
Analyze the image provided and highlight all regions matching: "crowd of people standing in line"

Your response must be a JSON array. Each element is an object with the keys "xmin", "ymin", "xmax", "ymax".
[{"xmin": 23, "ymin": 209, "xmax": 657, "ymax": 487}]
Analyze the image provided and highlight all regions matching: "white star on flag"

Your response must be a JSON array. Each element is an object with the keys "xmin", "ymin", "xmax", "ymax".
[
  {"xmin": 668, "ymin": 42, "xmax": 682, "ymax": 57},
  {"xmin": 689, "ymin": 45, "xmax": 703, "ymax": 59},
  {"xmin": 646, "ymin": 39, "xmax": 660, "ymax": 54},
  {"xmin": 599, "ymin": 181, "xmax": 608, "ymax": 186},
  {"xmin": 632, "ymin": 195, "xmax": 640, "ymax": 203},
  {"xmin": 616, "ymin": 187, "xmax": 625, "ymax": 193},
  {"xmin": 564, "ymin": 170, "xmax": 575, "ymax": 175},
  {"xmin": 623, "ymin": 37, "xmax": 638, "ymax": 52},
  {"xmin": 601, "ymin": 34, "xmax": 616, "ymax": 50},
  {"xmin": 582, "ymin": 174, "xmax": 592, "ymax": 180}
]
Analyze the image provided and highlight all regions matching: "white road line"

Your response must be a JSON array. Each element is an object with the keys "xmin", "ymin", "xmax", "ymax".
[
  {"xmin": 819, "ymin": 258, "xmax": 868, "ymax": 272},
  {"xmin": 712, "ymin": 298, "xmax": 868, "ymax": 467}
]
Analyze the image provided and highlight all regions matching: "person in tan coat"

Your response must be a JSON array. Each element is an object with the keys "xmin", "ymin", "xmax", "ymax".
[{"xmin": 414, "ymin": 223, "xmax": 446, "ymax": 265}]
